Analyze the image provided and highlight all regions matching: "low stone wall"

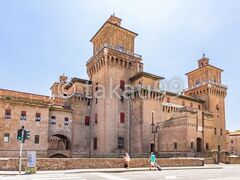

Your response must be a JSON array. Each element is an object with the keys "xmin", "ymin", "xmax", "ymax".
[
  {"xmin": 229, "ymin": 157, "xmax": 240, "ymax": 164},
  {"xmin": 204, "ymin": 158, "xmax": 215, "ymax": 164},
  {"xmin": 0, "ymin": 158, "xmax": 204, "ymax": 171}
]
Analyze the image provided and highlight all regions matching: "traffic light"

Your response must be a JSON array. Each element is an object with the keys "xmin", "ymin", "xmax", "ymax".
[
  {"xmin": 17, "ymin": 129, "xmax": 23, "ymax": 141},
  {"xmin": 23, "ymin": 130, "xmax": 30, "ymax": 141}
]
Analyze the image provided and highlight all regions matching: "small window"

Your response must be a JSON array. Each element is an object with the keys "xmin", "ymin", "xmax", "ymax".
[
  {"xmin": 93, "ymin": 137, "xmax": 97, "ymax": 150},
  {"xmin": 216, "ymin": 105, "xmax": 220, "ymax": 111},
  {"xmin": 95, "ymin": 82, "xmax": 98, "ymax": 91},
  {"xmin": 96, "ymin": 98, "xmax": 98, "ymax": 104},
  {"xmin": 174, "ymin": 142, "xmax": 177, "ymax": 150},
  {"xmin": 64, "ymin": 117, "xmax": 69, "ymax": 126},
  {"xmin": 167, "ymin": 97, "xmax": 170, "ymax": 103},
  {"xmin": 214, "ymin": 128, "xmax": 217, "ymax": 135},
  {"xmin": 5, "ymin": 109, "xmax": 11, "ymax": 119},
  {"xmin": 220, "ymin": 129, "xmax": 223, "ymax": 136},
  {"xmin": 120, "ymin": 112, "xmax": 125, "ymax": 123},
  {"xmin": 206, "ymin": 143, "xmax": 209, "ymax": 150},
  {"xmin": 118, "ymin": 137, "xmax": 124, "ymax": 149},
  {"xmin": 120, "ymin": 96, "xmax": 124, "ymax": 102},
  {"xmin": 34, "ymin": 135, "xmax": 40, "ymax": 144},
  {"xmin": 95, "ymin": 113, "xmax": 98, "ymax": 124},
  {"xmin": 231, "ymin": 140, "xmax": 234, "ymax": 144},
  {"xmin": 191, "ymin": 142, "xmax": 194, "ymax": 149},
  {"xmin": 85, "ymin": 116, "xmax": 90, "ymax": 126},
  {"xmin": 20, "ymin": 111, "xmax": 26, "ymax": 120},
  {"xmin": 4, "ymin": 133, "xmax": 10, "ymax": 143},
  {"xmin": 50, "ymin": 116, "xmax": 56, "ymax": 124},
  {"xmin": 87, "ymin": 100, "xmax": 90, "ymax": 106},
  {"xmin": 198, "ymin": 105, "xmax": 201, "ymax": 110},
  {"xmin": 35, "ymin": 113, "xmax": 41, "ymax": 122},
  {"xmin": 182, "ymin": 101, "xmax": 185, "ymax": 106},
  {"xmin": 120, "ymin": 80, "xmax": 125, "ymax": 91}
]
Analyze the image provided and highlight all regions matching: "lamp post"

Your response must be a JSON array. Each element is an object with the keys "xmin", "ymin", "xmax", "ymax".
[
  {"xmin": 127, "ymin": 93, "xmax": 133, "ymax": 157},
  {"xmin": 150, "ymin": 111, "xmax": 158, "ymax": 153}
]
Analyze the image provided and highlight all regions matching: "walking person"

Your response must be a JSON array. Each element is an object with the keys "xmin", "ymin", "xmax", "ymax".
[
  {"xmin": 123, "ymin": 152, "xmax": 131, "ymax": 168},
  {"xmin": 149, "ymin": 152, "xmax": 156, "ymax": 170}
]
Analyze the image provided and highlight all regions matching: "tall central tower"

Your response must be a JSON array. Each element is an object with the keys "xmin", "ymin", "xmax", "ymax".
[{"xmin": 86, "ymin": 15, "xmax": 143, "ymax": 156}]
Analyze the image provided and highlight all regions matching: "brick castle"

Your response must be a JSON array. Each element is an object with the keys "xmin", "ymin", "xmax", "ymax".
[{"xmin": 0, "ymin": 15, "xmax": 228, "ymax": 158}]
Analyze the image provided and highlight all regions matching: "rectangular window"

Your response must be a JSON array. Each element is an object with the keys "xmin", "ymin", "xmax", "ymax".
[
  {"xmin": 95, "ymin": 82, "xmax": 98, "ymax": 91},
  {"xmin": 95, "ymin": 113, "xmax": 98, "ymax": 124},
  {"xmin": 167, "ymin": 97, "xmax": 170, "ymax": 103},
  {"xmin": 85, "ymin": 116, "xmax": 90, "ymax": 126},
  {"xmin": 206, "ymin": 143, "xmax": 209, "ymax": 150},
  {"xmin": 64, "ymin": 117, "xmax": 69, "ymax": 126},
  {"xmin": 220, "ymin": 129, "xmax": 223, "ymax": 136},
  {"xmin": 93, "ymin": 137, "xmax": 97, "ymax": 150},
  {"xmin": 182, "ymin": 101, "xmax": 185, "ymax": 106},
  {"xmin": 5, "ymin": 109, "xmax": 11, "ymax": 119},
  {"xmin": 20, "ymin": 111, "xmax": 26, "ymax": 120},
  {"xmin": 96, "ymin": 98, "xmax": 98, "ymax": 104},
  {"xmin": 51, "ymin": 116, "xmax": 56, "ymax": 124},
  {"xmin": 198, "ymin": 105, "xmax": 201, "ymax": 110},
  {"xmin": 118, "ymin": 137, "xmax": 124, "ymax": 149},
  {"xmin": 120, "ymin": 80, "xmax": 125, "ymax": 90},
  {"xmin": 191, "ymin": 142, "xmax": 194, "ymax": 149},
  {"xmin": 34, "ymin": 135, "xmax": 40, "ymax": 144},
  {"xmin": 35, "ymin": 113, "xmax": 41, "ymax": 122},
  {"xmin": 214, "ymin": 128, "xmax": 217, "ymax": 135},
  {"xmin": 120, "ymin": 96, "xmax": 124, "ymax": 102},
  {"xmin": 120, "ymin": 112, "xmax": 125, "ymax": 123},
  {"xmin": 174, "ymin": 142, "xmax": 177, "ymax": 150},
  {"xmin": 4, "ymin": 133, "xmax": 10, "ymax": 143}
]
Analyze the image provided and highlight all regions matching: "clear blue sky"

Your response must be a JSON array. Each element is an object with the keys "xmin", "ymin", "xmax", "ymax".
[{"xmin": 0, "ymin": 0, "xmax": 239, "ymax": 131}]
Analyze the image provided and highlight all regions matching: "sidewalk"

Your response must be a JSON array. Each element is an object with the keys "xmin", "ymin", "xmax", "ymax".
[{"xmin": 0, "ymin": 165, "xmax": 223, "ymax": 176}]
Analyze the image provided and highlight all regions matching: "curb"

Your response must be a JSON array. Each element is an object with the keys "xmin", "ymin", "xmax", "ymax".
[{"xmin": 0, "ymin": 166, "xmax": 223, "ymax": 176}]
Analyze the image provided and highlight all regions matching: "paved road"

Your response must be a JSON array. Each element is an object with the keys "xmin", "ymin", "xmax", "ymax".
[{"xmin": 1, "ymin": 165, "xmax": 240, "ymax": 180}]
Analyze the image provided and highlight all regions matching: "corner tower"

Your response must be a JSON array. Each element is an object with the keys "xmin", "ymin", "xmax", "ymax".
[
  {"xmin": 86, "ymin": 15, "xmax": 143, "ymax": 156},
  {"xmin": 184, "ymin": 56, "xmax": 227, "ymax": 151}
]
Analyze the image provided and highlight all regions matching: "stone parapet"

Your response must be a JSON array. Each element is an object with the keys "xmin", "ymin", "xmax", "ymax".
[{"xmin": 0, "ymin": 158, "xmax": 204, "ymax": 171}]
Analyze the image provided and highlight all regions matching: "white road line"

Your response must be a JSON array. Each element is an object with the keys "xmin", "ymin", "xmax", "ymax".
[
  {"xmin": 165, "ymin": 176, "xmax": 177, "ymax": 179},
  {"xmin": 32, "ymin": 175, "xmax": 86, "ymax": 180},
  {"xmin": 92, "ymin": 172, "xmax": 129, "ymax": 180},
  {"xmin": 33, "ymin": 178, "xmax": 85, "ymax": 180}
]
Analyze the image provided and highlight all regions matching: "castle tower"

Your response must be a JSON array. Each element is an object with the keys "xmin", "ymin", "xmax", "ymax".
[
  {"xmin": 86, "ymin": 15, "xmax": 143, "ymax": 156},
  {"xmin": 185, "ymin": 56, "xmax": 227, "ymax": 151}
]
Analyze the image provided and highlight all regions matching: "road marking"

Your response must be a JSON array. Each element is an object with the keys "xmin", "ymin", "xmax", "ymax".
[
  {"xmin": 32, "ymin": 174, "xmax": 86, "ymax": 180},
  {"xmin": 165, "ymin": 176, "xmax": 177, "ymax": 179},
  {"xmin": 92, "ymin": 172, "xmax": 129, "ymax": 180},
  {"xmin": 33, "ymin": 178, "xmax": 85, "ymax": 180}
]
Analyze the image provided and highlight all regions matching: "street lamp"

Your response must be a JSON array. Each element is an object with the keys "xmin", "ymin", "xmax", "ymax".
[{"xmin": 150, "ymin": 111, "xmax": 158, "ymax": 153}]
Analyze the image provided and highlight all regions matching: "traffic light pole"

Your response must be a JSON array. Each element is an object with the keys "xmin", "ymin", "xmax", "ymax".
[
  {"xmin": 19, "ymin": 141, "xmax": 23, "ymax": 174},
  {"xmin": 19, "ymin": 126, "xmax": 24, "ymax": 174}
]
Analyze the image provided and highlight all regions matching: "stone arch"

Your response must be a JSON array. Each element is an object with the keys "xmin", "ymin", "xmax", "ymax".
[
  {"xmin": 49, "ymin": 134, "xmax": 71, "ymax": 150},
  {"xmin": 49, "ymin": 154, "xmax": 68, "ymax": 158}
]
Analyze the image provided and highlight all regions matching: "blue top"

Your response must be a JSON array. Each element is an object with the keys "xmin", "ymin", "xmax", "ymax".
[{"xmin": 150, "ymin": 154, "xmax": 156, "ymax": 163}]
